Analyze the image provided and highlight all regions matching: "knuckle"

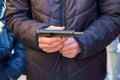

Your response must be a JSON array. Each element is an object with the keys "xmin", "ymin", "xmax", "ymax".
[
  {"xmin": 67, "ymin": 55, "xmax": 74, "ymax": 58},
  {"xmin": 39, "ymin": 44, "xmax": 42, "ymax": 48}
]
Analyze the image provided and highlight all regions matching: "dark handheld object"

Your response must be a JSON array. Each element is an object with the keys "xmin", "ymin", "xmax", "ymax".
[{"xmin": 37, "ymin": 29, "xmax": 83, "ymax": 37}]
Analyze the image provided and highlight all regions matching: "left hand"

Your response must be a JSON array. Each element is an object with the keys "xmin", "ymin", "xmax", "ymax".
[
  {"xmin": 38, "ymin": 26, "xmax": 66, "ymax": 53},
  {"xmin": 38, "ymin": 37, "xmax": 65, "ymax": 53},
  {"xmin": 59, "ymin": 38, "xmax": 81, "ymax": 58}
]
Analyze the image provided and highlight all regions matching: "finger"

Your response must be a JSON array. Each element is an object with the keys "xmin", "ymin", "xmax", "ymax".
[
  {"xmin": 61, "ymin": 50, "xmax": 78, "ymax": 58},
  {"xmin": 39, "ymin": 43, "xmax": 53, "ymax": 48},
  {"xmin": 46, "ymin": 26, "xmax": 65, "ymax": 30},
  {"xmin": 39, "ymin": 41, "xmax": 63, "ymax": 48},
  {"xmin": 61, "ymin": 37, "xmax": 68, "ymax": 42},
  {"xmin": 38, "ymin": 37, "xmax": 59, "ymax": 44},
  {"xmin": 51, "ymin": 41, "xmax": 63, "ymax": 47},
  {"xmin": 63, "ymin": 38, "xmax": 74, "ymax": 47},
  {"xmin": 61, "ymin": 43, "xmax": 77, "ymax": 52},
  {"xmin": 42, "ymin": 45, "xmax": 63, "ymax": 53}
]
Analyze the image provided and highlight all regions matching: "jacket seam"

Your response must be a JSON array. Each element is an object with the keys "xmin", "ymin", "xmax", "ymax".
[
  {"xmin": 31, "ymin": 6, "xmax": 60, "ymax": 21},
  {"xmin": 66, "ymin": 2, "xmax": 95, "ymax": 21}
]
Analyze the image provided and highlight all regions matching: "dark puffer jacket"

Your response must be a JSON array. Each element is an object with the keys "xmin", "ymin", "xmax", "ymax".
[{"xmin": 6, "ymin": 0, "xmax": 120, "ymax": 80}]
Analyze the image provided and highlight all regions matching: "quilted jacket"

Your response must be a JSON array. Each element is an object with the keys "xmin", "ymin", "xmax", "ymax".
[{"xmin": 6, "ymin": 0, "xmax": 120, "ymax": 80}]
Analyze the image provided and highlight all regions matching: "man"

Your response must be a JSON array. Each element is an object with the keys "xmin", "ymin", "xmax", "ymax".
[
  {"xmin": 6, "ymin": 0, "xmax": 120, "ymax": 80},
  {"xmin": 0, "ymin": 0, "xmax": 26, "ymax": 80}
]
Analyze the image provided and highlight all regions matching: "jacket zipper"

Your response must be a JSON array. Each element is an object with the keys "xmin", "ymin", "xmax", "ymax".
[
  {"xmin": 61, "ymin": 0, "xmax": 67, "ymax": 80},
  {"xmin": 61, "ymin": 0, "xmax": 65, "ymax": 26}
]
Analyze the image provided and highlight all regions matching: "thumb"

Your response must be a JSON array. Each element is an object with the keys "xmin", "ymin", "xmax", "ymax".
[{"xmin": 47, "ymin": 26, "xmax": 65, "ymax": 30}]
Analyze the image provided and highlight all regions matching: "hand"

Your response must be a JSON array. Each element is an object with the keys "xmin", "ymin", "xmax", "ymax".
[
  {"xmin": 38, "ymin": 37, "xmax": 65, "ymax": 53},
  {"xmin": 60, "ymin": 38, "xmax": 81, "ymax": 58},
  {"xmin": 38, "ymin": 25, "xmax": 66, "ymax": 53}
]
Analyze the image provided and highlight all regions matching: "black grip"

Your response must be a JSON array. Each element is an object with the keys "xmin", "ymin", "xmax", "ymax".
[{"xmin": 37, "ymin": 29, "xmax": 75, "ymax": 37}]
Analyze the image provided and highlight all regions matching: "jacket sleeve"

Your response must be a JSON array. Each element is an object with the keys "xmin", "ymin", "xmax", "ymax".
[
  {"xmin": 75, "ymin": 0, "xmax": 120, "ymax": 59},
  {"xmin": 5, "ymin": 39, "xmax": 26, "ymax": 80},
  {"xmin": 6, "ymin": 0, "xmax": 48, "ymax": 49}
]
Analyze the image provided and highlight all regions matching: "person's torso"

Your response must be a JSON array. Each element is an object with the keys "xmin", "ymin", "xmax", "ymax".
[
  {"xmin": 26, "ymin": 0, "xmax": 106, "ymax": 80},
  {"xmin": 30, "ymin": 0, "xmax": 98, "ymax": 31}
]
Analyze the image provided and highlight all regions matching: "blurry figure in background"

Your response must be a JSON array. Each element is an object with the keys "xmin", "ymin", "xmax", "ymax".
[
  {"xmin": 105, "ymin": 37, "xmax": 120, "ymax": 80},
  {"xmin": 117, "ymin": 35, "xmax": 120, "ymax": 53},
  {"xmin": 0, "ymin": 0, "xmax": 26, "ymax": 80}
]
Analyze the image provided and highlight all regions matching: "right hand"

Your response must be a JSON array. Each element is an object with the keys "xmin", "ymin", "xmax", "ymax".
[{"xmin": 38, "ymin": 26, "xmax": 66, "ymax": 53}]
